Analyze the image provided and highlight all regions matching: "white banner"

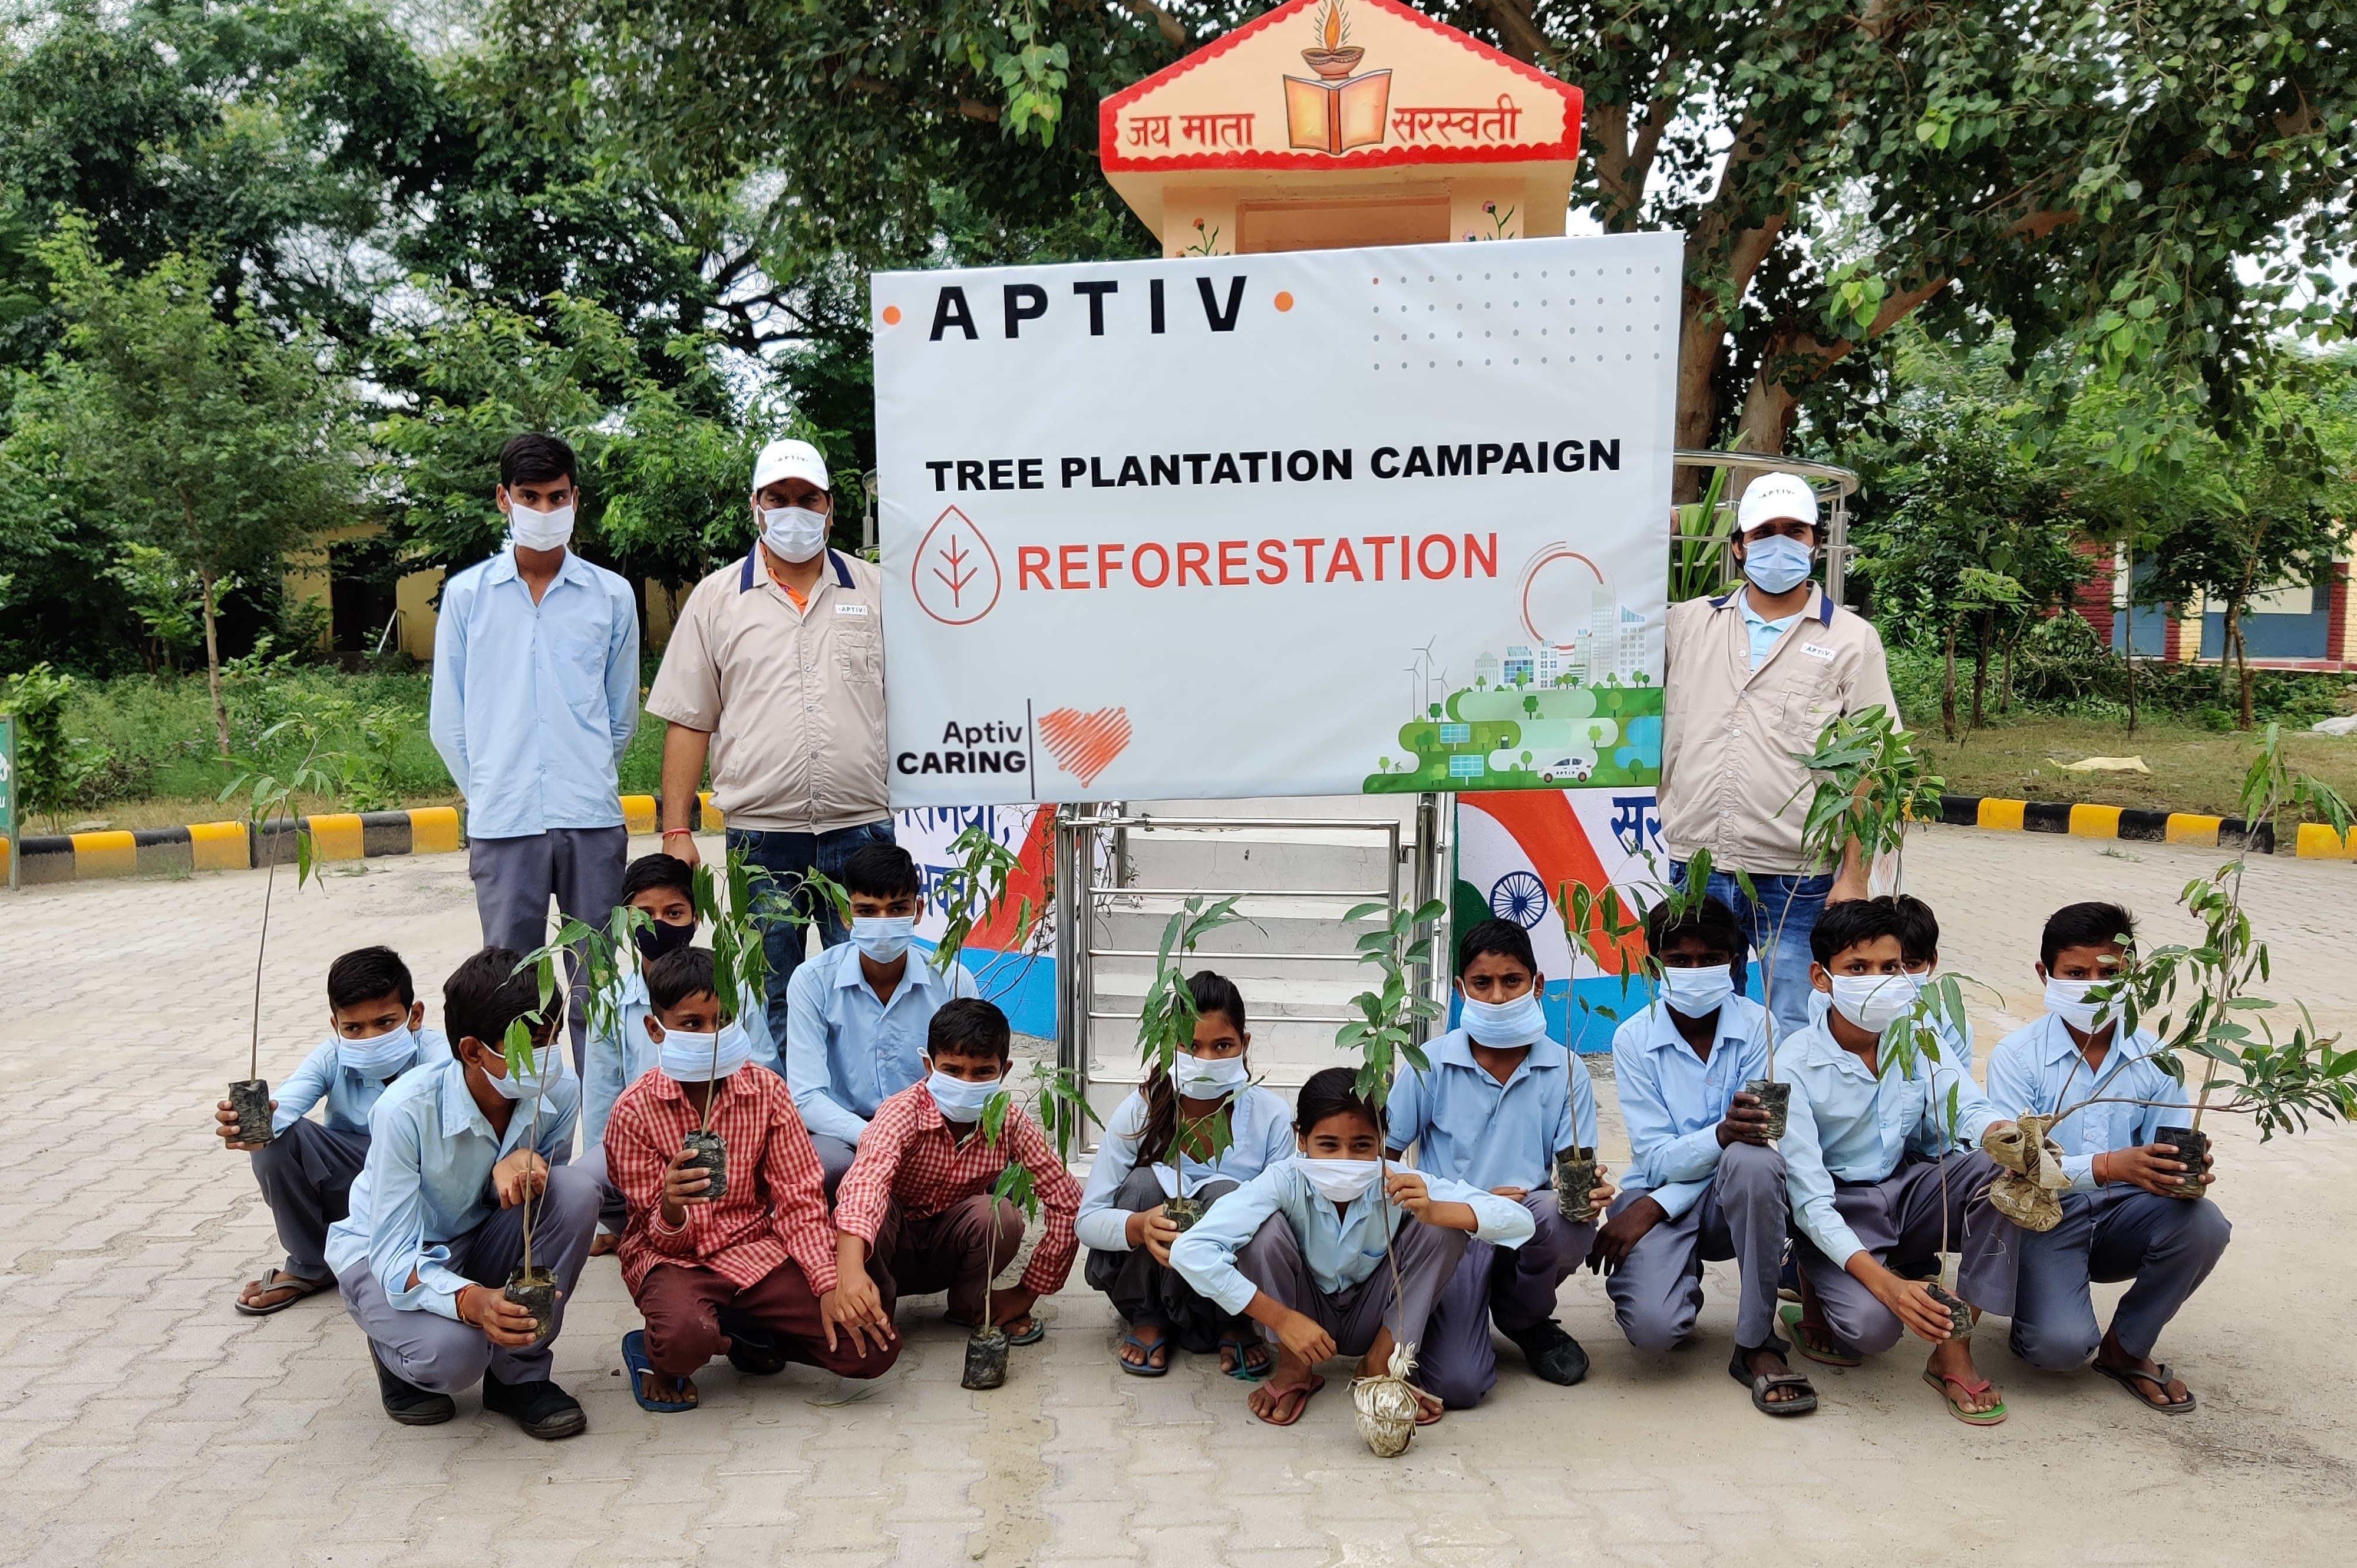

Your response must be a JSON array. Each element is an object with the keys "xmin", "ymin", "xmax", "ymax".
[{"xmin": 872, "ymin": 232, "xmax": 1679, "ymax": 805}]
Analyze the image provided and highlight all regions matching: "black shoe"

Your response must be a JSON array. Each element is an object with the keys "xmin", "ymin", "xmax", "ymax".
[
  {"xmin": 371, "ymin": 1342, "xmax": 455, "ymax": 1426},
  {"xmin": 482, "ymin": 1370, "xmax": 587, "ymax": 1440},
  {"xmin": 1507, "ymin": 1319, "xmax": 1590, "ymax": 1387},
  {"xmin": 721, "ymin": 1313, "xmax": 788, "ymax": 1376}
]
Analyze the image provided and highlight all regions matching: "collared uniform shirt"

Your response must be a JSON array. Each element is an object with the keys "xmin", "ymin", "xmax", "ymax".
[
  {"xmin": 646, "ymin": 547, "xmax": 888, "ymax": 833},
  {"xmin": 428, "ymin": 546, "xmax": 639, "ymax": 840},
  {"xmin": 323, "ymin": 1056, "xmax": 580, "ymax": 1318},
  {"xmin": 1383, "ymin": 1028, "xmax": 1597, "ymax": 1193},
  {"xmin": 582, "ymin": 958, "xmax": 780, "ymax": 1152},
  {"xmin": 1075, "ymin": 1084, "xmax": 1295, "ymax": 1253},
  {"xmin": 1805, "ymin": 986, "xmax": 1975, "ymax": 1082},
  {"xmin": 1739, "ymin": 593, "xmax": 1803, "ymax": 672},
  {"xmin": 834, "ymin": 1081, "xmax": 1084, "ymax": 1296},
  {"xmin": 784, "ymin": 940, "xmax": 978, "ymax": 1146},
  {"xmin": 1610, "ymin": 995, "xmax": 1772, "ymax": 1219},
  {"xmin": 1659, "ymin": 583, "xmax": 1898, "ymax": 874},
  {"xmin": 1985, "ymin": 1015, "xmax": 2185, "ymax": 1193},
  {"xmin": 1170, "ymin": 1161, "xmax": 1534, "ymax": 1318},
  {"xmin": 1777, "ymin": 1014, "xmax": 2001, "ymax": 1267},
  {"xmin": 602, "ymin": 1064, "xmax": 838, "ymax": 1298},
  {"xmin": 270, "ymin": 1028, "xmax": 452, "ymax": 1137}
]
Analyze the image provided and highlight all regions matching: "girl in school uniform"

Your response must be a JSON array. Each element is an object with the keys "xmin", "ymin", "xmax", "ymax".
[
  {"xmin": 1170, "ymin": 1067, "xmax": 1534, "ymax": 1428},
  {"xmin": 1077, "ymin": 971, "xmax": 1294, "ymax": 1378}
]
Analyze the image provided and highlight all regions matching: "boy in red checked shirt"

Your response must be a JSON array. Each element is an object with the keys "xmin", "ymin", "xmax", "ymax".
[
  {"xmin": 603, "ymin": 947, "xmax": 900, "ymax": 1410},
  {"xmin": 834, "ymin": 999, "xmax": 1082, "ymax": 1346}
]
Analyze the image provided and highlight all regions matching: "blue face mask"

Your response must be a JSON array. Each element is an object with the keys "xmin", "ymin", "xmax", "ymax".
[
  {"xmin": 1741, "ymin": 533, "xmax": 1814, "ymax": 595},
  {"xmin": 926, "ymin": 1067, "xmax": 1002, "ymax": 1123},
  {"xmin": 1460, "ymin": 991, "xmax": 1549, "ymax": 1048},
  {"xmin": 338, "ymin": 1023, "xmax": 418, "ymax": 1078},
  {"xmin": 851, "ymin": 915, "xmax": 917, "ymax": 964}
]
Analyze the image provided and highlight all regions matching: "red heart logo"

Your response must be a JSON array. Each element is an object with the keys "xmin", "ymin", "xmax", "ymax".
[{"xmin": 1037, "ymin": 707, "xmax": 1131, "ymax": 788}]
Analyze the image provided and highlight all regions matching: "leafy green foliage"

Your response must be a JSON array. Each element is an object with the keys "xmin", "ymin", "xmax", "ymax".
[
  {"xmin": 932, "ymin": 824, "xmax": 1038, "ymax": 974},
  {"xmin": 2, "ymin": 661, "xmax": 93, "ymax": 830},
  {"xmin": 1668, "ymin": 462, "xmax": 1734, "ymax": 603},
  {"xmin": 1336, "ymin": 898, "xmax": 1447, "ymax": 1107},
  {"xmin": 1133, "ymin": 896, "xmax": 1246, "ymax": 1082},
  {"xmin": 217, "ymin": 705, "xmax": 346, "ymax": 1078},
  {"xmin": 1788, "ymin": 705, "xmax": 1947, "ymax": 874}
]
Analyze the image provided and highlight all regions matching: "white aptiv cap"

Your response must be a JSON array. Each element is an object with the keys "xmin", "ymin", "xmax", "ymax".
[
  {"xmin": 1735, "ymin": 471, "xmax": 1820, "ymax": 535},
  {"xmin": 752, "ymin": 438, "xmax": 830, "ymax": 495}
]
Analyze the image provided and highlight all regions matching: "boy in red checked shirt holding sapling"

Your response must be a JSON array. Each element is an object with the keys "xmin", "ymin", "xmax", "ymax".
[
  {"xmin": 834, "ymin": 999, "xmax": 1082, "ymax": 1345},
  {"xmin": 603, "ymin": 947, "xmax": 900, "ymax": 1411}
]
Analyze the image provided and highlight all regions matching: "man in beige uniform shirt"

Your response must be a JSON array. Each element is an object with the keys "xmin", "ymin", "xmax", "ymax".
[
  {"xmin": 646, "ymin": 438, "xmax": 893, "ymax": 1043},
  {"xmin": 1657, "ymin": 471, "xmax": 1897, "ymax": 1043}
]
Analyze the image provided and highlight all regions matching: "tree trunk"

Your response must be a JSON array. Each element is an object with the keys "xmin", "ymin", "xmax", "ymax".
[
  {"xmin": 1969, "ymin": 610, "xmax": 1992, "ymax": 731},
  {"xmin": 2125, "ymin": 623, "xmax": 2138, "ymax": 737},
  {"xmin": 1941, "ymin": 622, "xmax": 1960, "ymax": 742},
  {"xmin": 200, "ymin": 566, "xmax": 230, "ymax": 758},
  {"xmin": 1998, "ymin": 632, "xmax": 2018, "ymax": 716},
  {"xmin": 2232, "ymin": 608, "xmax": 2254, "ymax": 729}
]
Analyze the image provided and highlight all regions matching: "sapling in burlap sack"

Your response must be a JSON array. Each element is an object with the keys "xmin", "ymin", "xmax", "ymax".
[
  {"xmin": 1993, "ymin": 727, "xmax": 2357, "ymax": 1195},
  {"xmin": 217, "ymin": 715, "xmax": 346, "ymax": 1148},
  {"xmin": 1334, "ymin": 897, "xmax": 1448, "ymax": 1457}
]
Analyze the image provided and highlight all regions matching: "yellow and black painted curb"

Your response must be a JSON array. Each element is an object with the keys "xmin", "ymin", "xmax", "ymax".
[
  {"xmin": 1931, "ymin": 794, "xmax": 2357, "ymax": 859},
  {"xmin": 5, "ymin": 794, "xmax": 724, "ymax": 886}
]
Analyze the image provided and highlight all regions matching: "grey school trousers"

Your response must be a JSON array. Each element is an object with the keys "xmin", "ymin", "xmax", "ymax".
[
  {"xmin": 468, "ymin": 826, "xmax": 629, "ymax": 1073},
  {"xmin": 337, "ymin": 1163, "xmax": 601, "ymax": 1392},
  {"xmin": 250, "ymin": 1120, "xmax": 371, "ymax": 1280},
  {"xmin": 2009, "ymin": 1186, "xmax": 2231, "ymax": 1368},
  {"xmin": 811, "ymin": 1135, "xmax": 859, "ymax": 1198},
  {"xmin": 1236, "ymin": 1213, "xmax": 1468, "ymax": 1363},
  {"xmin": 1084, "ymin": 1165, "xmax": 1244, "ymax": 1352},
  {"xmin": 1419, "ymin": 1192, "xmax": 1590, "ymax": 1408},
  {"xmin": 1606, "ymin": 1141, "xmax": 1788, "ymax": 1354},
  {"xmin": 1794, "ymin": 1149, "xmax": 2018, "ymax": 1357}
]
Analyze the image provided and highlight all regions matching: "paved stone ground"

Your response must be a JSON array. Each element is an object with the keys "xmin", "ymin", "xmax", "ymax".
[{"xmin": 2, "ymin": 824, "xmax": 2352, "ymax": 1566}]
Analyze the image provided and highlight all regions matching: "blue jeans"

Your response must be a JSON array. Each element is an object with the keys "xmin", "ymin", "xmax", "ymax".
[
  {"xmin": 727, "ymin": 818, "xmax": 897, "ymax": 1045},
  {"xmin": 1669, "ymin": 861, "xmax": 1831, "ymax": 1046}
]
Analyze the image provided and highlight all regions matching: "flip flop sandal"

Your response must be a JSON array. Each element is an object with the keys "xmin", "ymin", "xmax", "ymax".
[
  {"xmin": 1728, "ymin": 1343, "xmax": 1817, "ymax": 1417},
  {"xmin": 2092, "ymin": 1359, "xmax": 2197, "ymax": 1414},
  {"xmin": 1922, "ymin": 1368, "xmax": 2008, "ymax": 1425},
  {"xmin": 621, "ymin": 1330, "xmax": 698, "ymax": 1413},
  {"xmin": 1405, "ymin": 1382, "xmax": 1446, "ymax": 1427},
  {"xmin": 1115, "ymin": 1329, "xmax": 1171, "ymax": 1377},
  {"xmin": 1220, "ymin": 1336, "xmax": 1272, "ymax": 1382},
  {"xmin": 234, "ymin": 1269, "xmax": 332, "ymax": 1317},
  {"xmin": 1778, "ymin": 1303, "xmax": 1862, "ymax": 1368},
  {"xmin": 1002, "ymin": 1315, "xmax": 1046, "ymax": 1347},
  {"xmin": 1250, "ymin": 1374, "xmax": 1325, "ymax": 1427}
]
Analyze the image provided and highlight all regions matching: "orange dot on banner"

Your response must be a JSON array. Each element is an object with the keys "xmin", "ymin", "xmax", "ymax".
[
  {"xmin": 881, "ymin": 305, "xmax": 903, "ymax": 325},
  {"xmin": 1273, "ymin": 291, "xmax": 1295, "ymax": 312}
]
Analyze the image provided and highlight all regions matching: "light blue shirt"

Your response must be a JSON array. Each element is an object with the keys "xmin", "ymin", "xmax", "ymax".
[
  {"xmin": 1806, "ymin": 986, "xmax": 1975, "ymax": 1081},
  {"xmin": 323, "ymin": 1055, "xmax": 580, "ymax": 1319},
  {"xmin": 1610, "ymin": 995, "xmax": 1772, "ymax": 1219},
  {"xmin": 270, "ymin": 1028, "xmax": 451, "ymax": 1137},
  {"xmin": 1741, "ymin": 590, "xmax": 1802, "ymax": 671},
  {"xmin": 1777, "ymin": 1013, "xmax": 2001, "ymax": 1267},
  {"xmin": 1075, "ymin": 1085, "xmax": 1296, "ymax": 1253},
  {"xmin": 1985, "ymin": 1014, "xmax": 2186, "ymax": 1193},
  {"xmin": 1383, "ymin": 1028, "xmax": 1596, "ymax": 1193},
  {"xmin": 581, "ymin": 960, "xmax": 781, "ymax": 1153},
  {"xmin": 428, "ymin": 546, "xmax": 639, "ymax": 840},
  {"xmin": 1171, "ymin": 1160, "xmax": 1533, "ymax": 1317},
  {"xmin": 784, "ymin": 940, "xmax": 978, "ymax": 1146}
]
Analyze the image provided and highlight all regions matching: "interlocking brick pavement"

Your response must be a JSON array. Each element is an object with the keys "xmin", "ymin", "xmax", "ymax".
[{"xmin": 2, "ymin": 824, "xmax": 2353, "ymax": 1565}]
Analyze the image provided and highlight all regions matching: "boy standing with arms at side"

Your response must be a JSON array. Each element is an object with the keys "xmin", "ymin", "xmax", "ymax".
[
  {"xmin": 603, "ymin": 948, "xmax": 900, "ymax": 1410},
  {"xmin": 1385, "ymin": 919, "xmax": 1604, "ymax": 1407},
  {"xmin": 1780, "ymin": 899, "xmax": 2020, "ymax": 1424},
  {"xmin": 1986, "ymin": 902, "xmax": 2229, "ymax": 1413},
  {"xmin": 214, "ymin": 947, "xmax": 448, "ymax": 1315},
  {"xmin": 834, "ymin": 1000, "xmax": 1080, "ymax": 1346},
  {"xmin": 1596, "ymin": 898, "xmax": 1810, "ymax": 1415},
  {"xmin": 327, "ymin": 948, "xmax": 599, "ymax": 1439},
  {"xmin": 786, "ymin": 842, "xmax": 978, "ymax": 1190}
]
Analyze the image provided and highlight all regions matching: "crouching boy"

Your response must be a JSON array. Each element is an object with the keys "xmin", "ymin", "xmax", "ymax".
[
  {"xmin": 1598, "ymin": 897, "xmax": 1807, "ymax": 1415},
  {"xmin": 833, "ymin": 999, "xmax": 1081, "ymax": 1345},
  {"xmin": 1780, "ymin": 898, "xmax": 2021, "ymax": 1424},
  {"xmin": 325, "ymin": 948, "xmax": 599, "ymax": 1439},
  {"xmin": 1985, "ymin": 902, "xmax": 2230, "ymax": 1414},
  {"xmin": 1172, "ymin": 1067, "xmax": 1535, "ymax": 1431},
  {"xmin": 215, "ymin": 946, "xmax": 448, "ymax": 1315},
  {"xmin": 1384, "ymin": 919, "xmax": 1605, "ymax": 1406},
  {"xmin": 605, "ymin": 947, "xmax": 900, "ymax": 1410}
]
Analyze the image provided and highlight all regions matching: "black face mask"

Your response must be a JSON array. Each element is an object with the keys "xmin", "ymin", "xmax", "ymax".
[{"xmin": 633, "ymin": 916, "xmax": 696, "ymax": 961}]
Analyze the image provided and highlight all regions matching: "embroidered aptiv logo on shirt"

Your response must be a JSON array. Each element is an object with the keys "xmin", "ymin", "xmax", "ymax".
[
  {"xmin": 1800, "ymin": 642, "xmax": 1836, "ymax": 661},
  {"xmin": 836, "ymin": 602, "xmax": 871, "ymax": 616}
]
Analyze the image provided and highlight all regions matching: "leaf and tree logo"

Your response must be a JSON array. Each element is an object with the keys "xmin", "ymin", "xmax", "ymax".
[{"xmin": 913, "ymin": 506, "xmax": 1003, "ymax": 625}]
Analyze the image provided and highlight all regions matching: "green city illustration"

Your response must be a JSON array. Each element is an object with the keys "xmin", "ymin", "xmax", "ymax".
[{"xmin": 1364, "ymin": 608, "xmax": 1664, "ymax": 795}]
